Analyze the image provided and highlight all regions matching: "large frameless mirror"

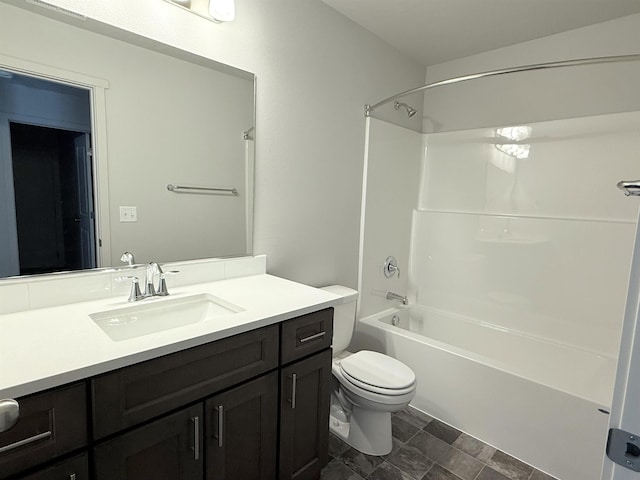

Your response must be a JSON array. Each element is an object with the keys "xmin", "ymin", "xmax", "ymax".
[{"xmin": 0, "ymin": 0, "xmax": 255, "ymax": 279}]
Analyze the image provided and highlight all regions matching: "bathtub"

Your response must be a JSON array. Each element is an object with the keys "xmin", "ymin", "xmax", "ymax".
[{"xmin": 354, "ymin": 305, "xmax": 615, "ymax": 480}]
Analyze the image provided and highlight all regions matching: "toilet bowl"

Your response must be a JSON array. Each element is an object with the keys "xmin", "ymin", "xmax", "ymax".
[{"xmin": 321, "ymin": 286, "xmax": 417, "ymax": 456}]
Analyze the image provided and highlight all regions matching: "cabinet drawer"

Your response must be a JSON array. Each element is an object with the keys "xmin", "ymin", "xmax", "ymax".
[
  {"xmin": 280, "ymin": 308, "xmax": 333, "ymax": 364},
  {"xmin": 92, "ymin": 324, "xmax": 279, "ymax": 439},
  {"xmin": 0, "ymin": 383, "xmax": 87, "ymax": 479},
  {"xmin": 15, "ymin": 453, "xmax": 89, "ymax": 480}
]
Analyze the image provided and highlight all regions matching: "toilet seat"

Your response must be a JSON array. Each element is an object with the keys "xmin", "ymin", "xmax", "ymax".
[{"xmin": 338, "ymin": 351, "xmax": 416, "ymax": 396}]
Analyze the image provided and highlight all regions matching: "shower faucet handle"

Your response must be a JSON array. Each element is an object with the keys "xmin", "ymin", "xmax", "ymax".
[{"xmin": 383, "ymin": 256, "xmax": 400, "ymax": 278}]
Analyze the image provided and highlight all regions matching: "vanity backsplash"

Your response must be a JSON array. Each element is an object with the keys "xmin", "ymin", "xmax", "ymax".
[{"xmin": 0, "ymin": 255, "xmax": 266, "ymax": 314}]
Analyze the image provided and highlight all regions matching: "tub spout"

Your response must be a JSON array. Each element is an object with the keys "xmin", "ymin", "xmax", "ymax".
[{"xmin": 386, "ymin": 291, "xmax": 407, "ymax": 305}]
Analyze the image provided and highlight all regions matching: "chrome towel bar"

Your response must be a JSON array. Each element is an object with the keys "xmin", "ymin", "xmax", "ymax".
[
  {"xmin": 167, "ymin": 184, "xmax": 238, "ymax": 195},
  {"xmin": 617, "ymin": 180, "xmax": 640, "ymax": 197}
]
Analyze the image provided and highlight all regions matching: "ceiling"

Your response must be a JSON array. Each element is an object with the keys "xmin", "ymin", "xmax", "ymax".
[{"xmin": 320, "ymin": 0, "xmax": 640, "ymax": 67}]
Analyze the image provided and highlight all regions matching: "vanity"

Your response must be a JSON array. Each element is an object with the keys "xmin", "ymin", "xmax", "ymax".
[{"xmin": 0, "ymin": 271, "xmax": 340, "ymax": 480}]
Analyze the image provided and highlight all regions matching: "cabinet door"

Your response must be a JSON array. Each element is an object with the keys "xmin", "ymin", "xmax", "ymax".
[
  {"xmin": 93, "ymin": 404, "xmax": 203, "ymax": 480},
  {"xmin": 15, "ymin": 453, "xmax": 89, "ymax": 480},
  {"xmin": 279, "ymin": 349, "xmax": 332, "ymax": 480},
  {"xmin": 205, "ymin": 372, "xmax": 278, "ymax": 480}
]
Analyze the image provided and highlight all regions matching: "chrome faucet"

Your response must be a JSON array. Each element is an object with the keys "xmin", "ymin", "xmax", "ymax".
[
  {"xmin": 116, "ymin": 263, "xmax": 179, "ymax": 302},
  {"xmin": 144, "ymin": 262, "xmax": 163, "ymax": 297},
  {"xmin": 386, "ymin": 291, "xmax": 408, "ymax": 305},
  {"xmin": 120, "ymin": 251, "xmax": 135, "ymax": 266}
]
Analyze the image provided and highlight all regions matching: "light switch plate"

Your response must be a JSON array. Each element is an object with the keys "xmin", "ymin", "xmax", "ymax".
[{"xmin": 119, "ymin": 206, "xmax": 138, "ymax": 222}]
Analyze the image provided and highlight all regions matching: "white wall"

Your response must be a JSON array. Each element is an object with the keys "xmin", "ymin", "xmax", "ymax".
[
  {"xmin": 15, "ymin": 0, "xmax": 426, "ymax": 288},
  {"xmin": 421, "ymin": 14, "xmax": 640, "ymax": 132}
]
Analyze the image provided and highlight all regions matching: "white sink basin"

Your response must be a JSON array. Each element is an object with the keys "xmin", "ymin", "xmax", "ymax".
[{"xmin": 90, "ymin": 293, "xmax": 244, "ymax": 341}]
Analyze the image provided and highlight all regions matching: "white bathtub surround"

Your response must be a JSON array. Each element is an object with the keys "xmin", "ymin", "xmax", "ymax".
[
  {"xmin": 0, "ymin": 255, "xmax": 267, "ymax": 314},
  {"xmin": 355, "ymin": 111, "xmax": 640, "ymax": 480},
  {"xmin": 354, "ymin": 306, "xmax": 608, "ymax": 480},
  {"xmin": 358, "ymin": 119, "xmax": 422, "ymax": 319},
  {"xmin": 415, "ymin": 112, "xmax": 640, "ymax": 361},
  {"xmin": 0, "ymin": 272, "xmax": 341, "ymax": 399}
]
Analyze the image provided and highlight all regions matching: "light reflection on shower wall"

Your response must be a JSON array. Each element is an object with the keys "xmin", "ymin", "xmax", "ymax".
[{"xmin": 411, "ymin": 111, "xmax": 640, "ymax": 359}]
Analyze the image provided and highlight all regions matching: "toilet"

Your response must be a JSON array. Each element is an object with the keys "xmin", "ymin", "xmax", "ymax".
[{"xmin": 321, "ymin": 285, "xmax": 416, "ymax": 456}]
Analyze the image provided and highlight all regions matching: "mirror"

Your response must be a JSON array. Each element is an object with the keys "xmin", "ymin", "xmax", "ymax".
[{"xmin": 0, "ymin": 1, "xmax": 255, "ymax": 279}]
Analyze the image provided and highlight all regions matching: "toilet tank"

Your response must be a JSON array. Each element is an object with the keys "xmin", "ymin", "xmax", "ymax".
[{"xmin": 320, "ymin": 285, "xmax": 358, "ymax": 355}]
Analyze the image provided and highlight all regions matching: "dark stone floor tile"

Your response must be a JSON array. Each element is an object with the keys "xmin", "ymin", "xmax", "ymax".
[
  {"xmin": 421, "ymin": 464, "xmax": 464, "ymax": 480},
  {"xmin": 329, "ymin": 433, "xmax": 351, "ymax": 458},
  {"xmin": 407, "ymin": 431, "xmax": 451, "ymax": 463},
  {"xmin": 383, "ymin": 436, "xmax": 405, "ymax": 458},
  {"xmin": 321, "ymin": 458, "xmax": 365, "ymax": 480},
  {"xmin": 340, "ymin": 447, "xmax": 385, "ymax": 477},
  {"xmin": 395, "ymin": 407, "xmax": 434, "ymax": 429},
  {"xmin": 475, "ymin": 466, "xmax": 510, "ymax": 480},
  {"xmin": 392, "ymin": 415, "xmax": 421, "ymax": 442},
  {"xmin": 452, "ymin": 433, "xmax": 496, "ymax": 462},
  {"xmin": 369, "ymin": 461, "xmax": 417, "ymax": 480},
  {"xmin": 386, "ymin": 444, "xmax": 434, "ymax": 480},
  {"xmin": 486, "ymin": 451, "xmax": 533, "ymax": 480},
  {"xmin": 530, "ymin": 470, "xmax": 558, "ymax": 480},
  {"xmin": 438, "ymin": 448, "xmax": 483, "ymax": 480},
  {"xmin": 423, "ymin": 420, "xmax": 461, "ymax": 445}
]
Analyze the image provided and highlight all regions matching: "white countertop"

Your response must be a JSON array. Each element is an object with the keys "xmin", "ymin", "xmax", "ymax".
[{"xmin": 0, "ymin": 274, "xmax": 341, "ymax": 399}]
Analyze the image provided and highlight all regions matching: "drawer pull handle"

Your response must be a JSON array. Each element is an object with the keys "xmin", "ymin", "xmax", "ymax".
[
  {"xmin": 289, "ymin": 373, "xmax": 297, "ymax": 409},
  {"xmin": 215, "ymin": 405, "xmax": 224, "ymax": 447},
  {"xmin": 0, "ymin": 430, "xmax": 52, "ymax": 454},
  {"xmin": 191, "ymin": 416, "xmax": 200, "ymax": 461},
  {"xmin": 298, "ymin": 331, "xmax": 325, "ymax": 344}
]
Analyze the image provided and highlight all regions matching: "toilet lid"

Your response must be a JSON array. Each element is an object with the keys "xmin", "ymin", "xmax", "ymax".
[{"xmin": 339, "ymin": 351, "xmax": 415, "ymax": 391}]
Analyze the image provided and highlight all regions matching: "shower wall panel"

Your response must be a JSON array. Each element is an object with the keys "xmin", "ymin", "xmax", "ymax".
[
  {"xmin": 412, "ymin": 111, "xmax": 640, "ymax": 357},
  {"xmin": 358, "ymin": 118, "xmax": 421, "ymax": 318}
]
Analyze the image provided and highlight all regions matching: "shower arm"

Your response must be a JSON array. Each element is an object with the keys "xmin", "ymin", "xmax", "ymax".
[{"xmin": 364, "ymin": 53, "xmax": 640, "ymax": 117}]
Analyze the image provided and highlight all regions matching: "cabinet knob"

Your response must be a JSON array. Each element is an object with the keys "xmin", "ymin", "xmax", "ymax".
[{"xmin": 0, "ymin": 399, "xmax": 19, "ymax": 433}]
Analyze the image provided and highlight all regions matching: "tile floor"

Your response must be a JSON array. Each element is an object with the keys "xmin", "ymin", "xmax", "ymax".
[{"xmin": 321, "ymin": 407, "xmax": 557, "ymax": 480}]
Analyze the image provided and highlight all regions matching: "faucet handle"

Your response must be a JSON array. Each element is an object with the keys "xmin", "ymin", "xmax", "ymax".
[
  {"xmin": 383, "ymin": 256, "xmax": 400, "ymax": 278},
  {"xmin": 116, "ymin": 276, "xmax": 144, "ymax": 302},
  {"xmin": 156, "ymin": 271, "xmax": 180, "ymax": 297},
  {"xmin": 120, "ymin": 252, "xmax": 135, "ymax": 266}
]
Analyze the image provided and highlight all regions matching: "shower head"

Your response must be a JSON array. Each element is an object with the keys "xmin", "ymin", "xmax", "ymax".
[{"xmin": 394, "ymin": 101, "xmax": 417, "ymax": 118}]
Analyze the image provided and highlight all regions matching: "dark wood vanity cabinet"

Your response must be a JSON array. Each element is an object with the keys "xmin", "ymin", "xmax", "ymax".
[{"xmin": 1, "ymin": 308, "xmax": 333, "ymax": 480}]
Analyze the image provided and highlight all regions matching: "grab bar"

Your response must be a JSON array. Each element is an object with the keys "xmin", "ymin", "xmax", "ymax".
[{"xmin": 167, "ymin": 184, "xmax": 238, "ymax": 195}]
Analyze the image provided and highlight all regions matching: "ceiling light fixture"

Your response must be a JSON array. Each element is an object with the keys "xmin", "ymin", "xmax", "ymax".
[{"xmin": 209, "ymin": 0, "xmax": 235, "ymax": 22}]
